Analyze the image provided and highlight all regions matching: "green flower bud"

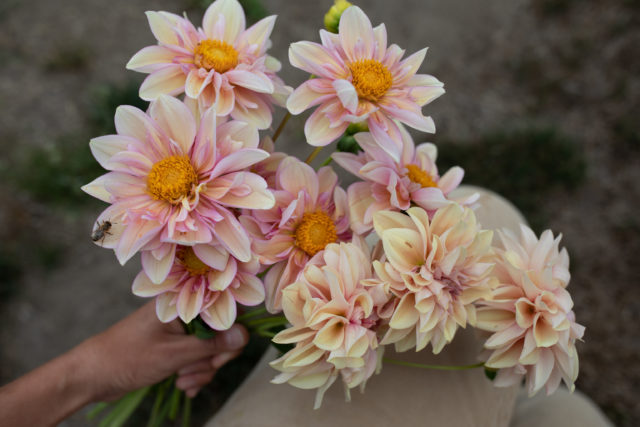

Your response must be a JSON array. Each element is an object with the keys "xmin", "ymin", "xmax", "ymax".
[{"xmin": 324, "ymin": 0, "xmax": 353, "ymax": 34}]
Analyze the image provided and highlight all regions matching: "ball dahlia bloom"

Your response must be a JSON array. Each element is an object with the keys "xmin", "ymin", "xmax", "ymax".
[
  {"xmin": 286, "ymin": 5, "xmax": 444, "ymax": 147},
  {"xmin": 371, "ymin": 205, "xmax": 494, "ymax": 353},
  {"xmin": 476, "ymin": 225, "xmax": 584, "ymax": 396},
  {"xmin": 126, "ymin": 0, "xmax": 291, "ymax": 129},
  {"xmin": 270, "ymin": 242, "xmax": 387, "ymax": 408},
  {"xmin": 82, "ymin": 95, "xmax": 274, "ymax": 270},
  {"xmin": 333, "ymin": 127, "xmax": 475, "ymax": 234},
  {"xmin": 240, "ymin": 157, "xmax": 352, "ymax": 313},
  {"xmin": 132, "ymin": 243, "xmax": 264, "ymax": 330}
]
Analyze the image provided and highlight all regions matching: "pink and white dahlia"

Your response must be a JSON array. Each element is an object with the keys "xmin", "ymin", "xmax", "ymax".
[
  {"xmin": 126, "ymin": 0, "xmax": 291, "ymax": 129},
  {"xmin": 286, "ymin": 5, "xmax": 444, "ymax": 147},
  {"xmin": 132, "ymin": 243, "xmax": 264, "ymax": 330},
  {"xmin": 476, "ymin": 225, "xmax": 584, "ymax": 396},
  {"xmin": 240, "ymin": 157, "xmax": 351, "ymax": 313},
  {"xmin": 371, "ymin": 205, "xmax": 494, "ymax": 353},
  {"xmin": 82, "ymin": 95, "xmax": 274, "ymax": 271},
  {"xmin": 270, "ymin": 242, "xmax": 387, "ymax": 408},
  {"xmin": 333, "ymin": 127, "xmax": 475, "ymax": 234}
]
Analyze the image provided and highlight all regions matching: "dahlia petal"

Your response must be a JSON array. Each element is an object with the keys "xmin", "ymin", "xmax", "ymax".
[
  {"xmin": 408, "ymin": 76, "xmax": 446, "ymax": 106},
  {"xmin": 314, "ymin": 317, "xmax": 346, "ymax": 351},
  {"xmin": 475, "ymin": 308, "xmax": 514, "ymax": 332},
  {"xmin": 373, "ymin": 210, "xmax": 415, "ymax": 237},
  {"xmin": 486, "ymin": 342, "xmax": 523, "ymax": 369},
  {"xmin": 533, "ymin": 316, "xmax": 559, "ymax": 347},
  {"xmin": 149, "ymin": 95, "xmax": 197, "ymax": 155},
  {"xmin": 282, "ymin": 341, "xmax": 326, "ymax": 368},
  {"xmin": 216, "ymin": 118, "xmax": 260, "ymax": 150},
  {"xmin": 203, "ymin": 290, "xmax": 237, "ymax": 330},
  {"xmin": 202, "ymin": 0, "xmax": 245, "ymax": 43},
  {"xmin": 81, "ymin": 174, "xmax": 112, "ymax": 203},
  {"xmin": 331, "ymin": 152, "xmax": 365, "ymax": 177},
  {"xmin": 332, "ymin": 79, "xmax": 358, "ymax": 114},
  {"xmin": 238, "ymin": 15, "xmax": 276, "ymax": 55},
  {"xmin": 373, "ymin": 23, "xmax": 388, "ymax": 61},
  {"xmin": 185, "ymin": 69, "xmax": 213, "ymax": 99},
  {"xmin": 304, "ymin": 106, "xmax": 349, "ymax": 146},
  {"xmin": 226, "ymin": 70, "xmax": 274, "ymax": 93},
  {"xmin": 339, "ymin": 6, "xmax": 375, "ymax": 62},
  {"xmin": 531, "ymin": 348, "xmax": 555, "ymax": 395},
  {"xmin": 139, "ymin": 66, "xmax": 186, "ymax": 101},
  {"xmin": 207, "ymin": 258, "xmax": 237, "ymax": 291},
  {"xmin": 276, "ymin": 157, "xmax": 319, "ymax": 203},
  {"xmin": 132, "ymin": 270, "xmax": 178, "ymax": 297},
  {"xmin": 89, "ymin": 135, "xmax": 139, "ymax": 170},
  {"xmin": 211, "ymin": 149, "xmax": 269, "ymax": 177},
  {"xmin": 115, "ymin": 220, "xmax": 163, "ymax": 265},
  {"xmin": 231, "ymin": 91, "xmax": 271, "ymax": 130},
  {"xmin": 380, "ymin": 102, "xmax": 436, "ymax": 133},
  {"xmin": 145, "ymin": 11, "xmax": 181, "ymax": 45},
  {"xmin": 286, "ymin": 80, "xmax": 332, "ymax": 115},
  {"xmin": 192, "ymin": 244, "xmax": 228, "ymax": 271},
  {"xmin": 273, "ymin": 326, "xmax": 315, "ymax": 344},
  {"xmin": 126, "ymin": 45, "xmax": 177, "ymax": 73},
  {"xmin": 412, "ymin": 187, "xmax": 450, "ymax": 211},
  {"xmin": 390, "ymin": 293, "xmax": 419, "ymax": 329},
  {"xmin": 438, "ymin": 167, "xmax": 464, "ymax": 194},
  {"xmin": 177, "ymin": 279, "xmax": 205, "ymax": 323},
  {"xmin": 218, "ymin": 173, "xmax": 275, "ymax": 209},
  {"xmin": 289, "ymin": 41, "xmax": 346, "ymax": 79},
  {"xmin": 392, "ymin": 48, "xmax": 427, "ymax": 84},
  {"xmin": 156, "ymin": 293, "xmax": 178, "ymax": 323},
  {"xmin": 231, "ymin": 273, "xmax": 265, "ymax": 305},
  {"xmin": 485, "ymin": 323, "xmax": 524, "ymax": 349},
  {"xmin": 141, "ymin": 246, "xmax": 176, "ymax": 284},
  {"xmin": 212, "ymin": 209, "xmax": 252, "ymax": 262}
]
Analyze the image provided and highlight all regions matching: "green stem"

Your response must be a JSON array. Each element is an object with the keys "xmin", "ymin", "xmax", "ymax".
[
  {"xmin": 245, "ymin": 315, "xmax": 288, "ymax": 328},
  {"xmin": 320, "ymin": 156, "xmax": 333, "ymax": 167},
  {"xmin": 272, "ymin": 112, "xmax": 291, "ymax": 143},
  {"xmin": 181, "ymin": 395, "xmax": 192, "ymax": 427},
  {"xmin": 382, "ymin": 357, "xmax": 485, "ymax": 371},
  {"xmin": 305, "ymin": 146, "xmax": 323, "ymax": 164},
  {"xmin": 236, "ymin": 306, "xmax": 267, "ymax": 322}
]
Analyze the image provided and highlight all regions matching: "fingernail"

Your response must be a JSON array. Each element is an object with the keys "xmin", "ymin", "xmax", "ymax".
[{"xmin": 225, "ymin": 325, "xmax": 246, "ymax": 348}]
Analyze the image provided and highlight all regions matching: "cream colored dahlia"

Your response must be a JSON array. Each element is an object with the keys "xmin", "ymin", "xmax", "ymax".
[
  {"xmin": 270, "ymin": 241, "xmax": 388, "ymax": 408},
  {"xmin": 371, "ymin": 204, "xmax": 494, "ymax": 353},
  {"xmin": 132, "ymin": 243, "xmax": 264, "ymax": 330},
  {"xmin": 476, "ymin": 225, "xmax": 584, "ymax": 395},
  {"xmin": 126, "ymin": 0, "xmax": 291, "ymax": 129}
]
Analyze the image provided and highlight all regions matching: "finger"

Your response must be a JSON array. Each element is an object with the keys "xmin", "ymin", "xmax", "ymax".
[
  {"xmin": 178, "ymin": 358, "xmax": 213, "ymax": 376},
  {"xmin": 176, "ymin": 370, "xmax": 216, "ymax": 391},
  {"xmin": 175, "ymin": 324, "xmax": 249, "ymax": 361},
  {"xmin": 185, "ymin": 387, "xmax": 201, "ymax": 398},
  {"xmin": 211, "ymin": 350, "xmax": 242, "ymax": 370}
]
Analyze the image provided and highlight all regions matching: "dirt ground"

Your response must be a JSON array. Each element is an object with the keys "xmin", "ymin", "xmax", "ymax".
[{"xmin": 0, "ymin": 0, "xmax": 638, "ymax": 426}]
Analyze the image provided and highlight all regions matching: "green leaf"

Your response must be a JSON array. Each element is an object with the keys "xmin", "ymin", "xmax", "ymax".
[
  {"xmin": 193, "ymin": 317, "xmax": 216, "ymax": 339},
  {"xmin": 484, "ymin": 367, "xmax": 498, "ymax": 381},
  {"xmin": 86, "ymin": 402, "xmax": 110, "ymax": 420},
  {"xmin": 98, "ymin": 386, "xmax": 151, "ymax": 427},
  {"xmin": 168, "ymin": 386, "xmax": 183, "ymax": 421}
]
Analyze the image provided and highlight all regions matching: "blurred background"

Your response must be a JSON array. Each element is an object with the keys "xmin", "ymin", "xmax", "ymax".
[{"xmin": 0, "ymin": 0, "xmax": 638, "ymax": 425}]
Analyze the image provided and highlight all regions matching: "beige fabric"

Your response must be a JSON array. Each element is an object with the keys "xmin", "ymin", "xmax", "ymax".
[{"xmin": 206, "ymin": 187, "xmax": 606, "ymax": 427}]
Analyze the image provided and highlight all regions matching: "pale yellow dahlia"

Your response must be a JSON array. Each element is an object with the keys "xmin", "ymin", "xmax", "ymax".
[
  {"xmin": 371, "ymin": 205, "xmax": 494, "ymax": 353},
  {"xmin": 270, "ymin": 241, "xmax": 388, "ymax": 408},
  {"xmin": 476, "ymin": 226, "xmax": 584, "ymax": 396}
]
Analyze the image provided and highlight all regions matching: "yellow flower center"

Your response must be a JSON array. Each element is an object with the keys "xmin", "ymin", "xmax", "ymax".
[
  {"xmin": 176, "ymin": 246, "xmax": 211, "ymax": 276},
  {"xmin": 194, "ymin": 39, "xmax": 239, "ymax": 73},
  {"xmin": 147, "ymin": 155, "xmax": 198, "ymax": 203},
  {"xmin": 406, "ymin": 164, "xmax": 438, "ymax": 188},
  {"xmin": 349, "ymin": 59, "xmax": 393, "ymax": 102},
  {"xmin": 294, "ymin": 211, "xmax": 338, "ymax": 256}
]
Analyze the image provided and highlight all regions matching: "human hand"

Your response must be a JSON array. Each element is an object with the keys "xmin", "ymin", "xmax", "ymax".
[{"xmin": 75, "ymin": 301, "xmax": 249, "ymax": 402}]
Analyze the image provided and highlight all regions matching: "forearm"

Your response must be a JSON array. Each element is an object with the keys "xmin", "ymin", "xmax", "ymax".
[{"xmin": 0, "ymin": 345, "xmax": 96, "ymax": 427}]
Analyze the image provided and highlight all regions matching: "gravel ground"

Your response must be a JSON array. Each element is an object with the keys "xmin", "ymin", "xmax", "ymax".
[{"xmin": 0, "ymin": 0, "xmax": 638, "ymax": 425}]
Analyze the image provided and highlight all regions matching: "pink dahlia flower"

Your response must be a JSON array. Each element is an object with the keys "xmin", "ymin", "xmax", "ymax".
[
  {"xmin": 286, "ymin": 5, "xmax": 444, "ymax": 148},
  {"xmin": 476, "ymin": 225, "xmax": 584, "ymax": 396},
  {"xmin": 333, "ymin": 127, "xmax": 476, "ymax": 234},
  {"xmin": 132, "ymin": 243, "xmax": 264, "ymax": 330},
  {"xmin": 270, "ymin": 242, "xmax": 388, "ymax": 408},
  {"xmin": 126, "ymin": 0, "xmax": 291, "ymax": 129},
  {"xmin": 82, "ymin": 95, "xmax": 274, "ymax": 271},
  {"xmin": 371, "ymin": 205, "xmax": 494, "ymax": 353},
  {"xmin": 240, "ymin": 157, "xmax": 351, "ymax": 313}
]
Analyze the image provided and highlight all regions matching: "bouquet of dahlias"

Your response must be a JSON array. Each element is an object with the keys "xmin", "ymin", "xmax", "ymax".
[{"xmin": 82, "ymin": 0, "xmax": 584, "ymax": 424}]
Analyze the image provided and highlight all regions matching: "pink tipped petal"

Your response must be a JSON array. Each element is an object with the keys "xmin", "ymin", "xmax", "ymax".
[
  {"xmin": 177, "ymin": 279, "xmax": 205, "ymax": 323},
  {"xmin": 127, "ymin": 45, "xmax": 177, "ymax": 72},
  {"xmin": 231, "ymin": 274, "xmax": 265, "ymax": 306},
  {"xmin": 304, "ymin": 107, "xmax": 349, "ymax": 146},
  {"xmin": 289, "ymin": 41, "xmax": 346, "ymax": 79},
  {"xmin": 438, "ymin": 167, "xmax": 464, "ymax": 194},
  {"xmin": 185, "ymin": 69, "xmax": 213, "ymax": 99},
  {"xmin": 89, "ymin": 135, "xmax": 139, "ymax": 169},
  {"xmin": 339, "ymin": 6, "xmax": 375, "ymax": 62},
  {"xmin": 139, "ymin": 66, "xmax": 186, "ymax": 101},
  {"xmin": 145, "ymin": 11, "xmax": 181, "ymax": 45},
  {"xmin": 201, "ymin": 290, "xmax": 237, "ymax": 330},
  {"xmin": 132, "ymin": 270, "xmax": 178, "ymax": 297},
  {"xmin": 211, "ymin": 149, "xmax": 268, "ymax": 177},
  {"xmin": 333, "ymin": 79, "xmax": 358, "ymax": 113},
  {"xmin": 226, "ymin": 70, "xmax": 274, "ymax": 93},
  {"xmin": 218, "ymin": 173, "xmax": 275, "ymax": 209},
  {"xmin": 212, "ymin": 209, "xmax": 252, "ymax": 262},
  {"xmin": 81, "ymin": 174, "xmax": 112, "ymax": 203},
  {"xmin": 286, "ymin": 80, "xmax": 333, "ymax": 115},
  {"xmin": 202, "ymin": 0, "xmax": 246, "ymax": 43},
  {"xmin": 392, "ymin": 48, "xmax": 427, "ymax": 84},
  {"xmin": 238, "ymin": 15, "xmax": 276, "ymax": 54},
  {"xmin": 276, "ymin": 157, "xmax": 319, "ymax": 203},
  {"xmin": 156, "ymin": 293, "xmax": 179, "ymax": 323},
  {"xmin": 141, "ymin": 246, "xmax": 176, "ymax": 284},
  {"xmin": 149, "ymin": 95, "xmax": 197, "ymax": 155},
  {"xmin": 193, "ymin": 244, "xmax": 229, "ymax": 270},
  {"xmin": 115, "ymin": 220, "xmax": 163, "ymax": 265}
]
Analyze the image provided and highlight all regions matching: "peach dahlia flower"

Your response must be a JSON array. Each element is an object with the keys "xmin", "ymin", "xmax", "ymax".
[
  {"xmin": 270, "ymin": 242, "xmax": 387, "ymax": 409},
  {"xmin": 126, "ymin": 0, "xmax": 291, "ymax": 129},
  {"xmin": 286, "ymin": 6, "xmax": 444, "ymax": 147},
  {"xmin": 240, "ymin": 157, "xmax": 351, "ymax": 313},
  {"xmin": 133, "ymin": 243, "xmax": 264, "ymax": 330},
  {"xmin": 371, "ymin": 205, "xmax": 494, "ymax": 353},
  {"xmin": 333, "ymin": 127, "xmax": 475, "ymax": 234},
  {"xmin": 82, "ymin": 95, "xmax": 274, "ymax": 270},
  {"xmin": 476, "ymin": 226, "xmax": 584, "ymax": 396}
]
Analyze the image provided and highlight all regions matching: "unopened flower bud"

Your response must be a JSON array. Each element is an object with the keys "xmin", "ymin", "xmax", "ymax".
[{"xmin": 324, "ymin": 0, "xmax": 353, "ymax": 33}]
